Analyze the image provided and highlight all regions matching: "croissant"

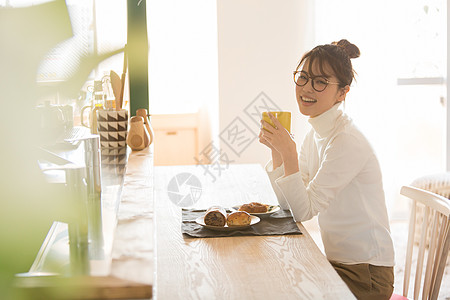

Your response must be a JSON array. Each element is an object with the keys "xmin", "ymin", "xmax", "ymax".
[
  {"xmin": 204, "ymin": 206, "xmax": 227, "ymax": 227},
  {"xmin": 239, "ymin": 202, "xmax": 267, "ymax": 213}
]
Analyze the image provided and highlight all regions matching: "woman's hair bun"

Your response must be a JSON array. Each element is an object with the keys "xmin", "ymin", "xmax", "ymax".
[{"xmin": 332, "ymin": 39, "xmax": 360, "ymax": 59}]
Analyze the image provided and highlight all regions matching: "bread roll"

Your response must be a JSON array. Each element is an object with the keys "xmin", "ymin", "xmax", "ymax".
[
  {"xmin": 204, "ymin": 206, "xmax": 227, "ymax": 227},
  {"xmin": 226, "ymin": 211, "xmax": 251, "ymax": 226},
  {"xmin": 239, "ymin": 202, "xmax": 267, "ymax": 213}
]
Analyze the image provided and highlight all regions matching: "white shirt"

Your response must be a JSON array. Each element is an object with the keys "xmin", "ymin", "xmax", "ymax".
[{"xmin": 266, "ymin": 103, "xmax": 395, "ymax": 266}]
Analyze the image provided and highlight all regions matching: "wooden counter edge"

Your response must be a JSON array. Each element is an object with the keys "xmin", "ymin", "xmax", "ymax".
[{"xmin": 15, "ymin": 275, "xmax": 152, "ymax": 299}]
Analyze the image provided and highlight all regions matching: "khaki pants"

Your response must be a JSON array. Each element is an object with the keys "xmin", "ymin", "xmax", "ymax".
[{"xmin": 330, "ymin": 261, "xmax": 394, "ymax": 300}]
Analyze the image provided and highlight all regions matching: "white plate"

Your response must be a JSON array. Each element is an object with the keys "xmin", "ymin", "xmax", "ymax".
[
  {"xmin": 231, "ymin": 204, "xmax": 280, "ymax": 216},
  {"xmin": 195, "ymin": 215, "xmax": 260, "ymax": 232}
]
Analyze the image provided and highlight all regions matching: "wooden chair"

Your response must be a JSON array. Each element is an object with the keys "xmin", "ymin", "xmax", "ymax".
[
  {"xmin": 391, "ymin": 186, "xmax": 450, "ymax": 300},
  {"xmin": 411, "ymin": 173, "xmax": 450, "ymax": 253}
]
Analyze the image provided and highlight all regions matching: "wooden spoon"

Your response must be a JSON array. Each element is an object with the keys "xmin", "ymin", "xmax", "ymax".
[
  {"xmin": 110, "ymin": 70, "xmax": 122, "ymax": 109},
  {"xmin": 118, "ymin": 46, "xmax": 128, "ymax": 110}
]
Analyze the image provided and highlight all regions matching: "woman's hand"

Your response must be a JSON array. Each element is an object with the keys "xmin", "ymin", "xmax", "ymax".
[
  {"xmin": 259, "ymin": 113, "xmax": 296, "ymax": 157},
  {"xmin": 259, "ymin": 126, "xmax": 283, "ymax": 168},
  {"xmin": 259, "ymin": 113, "xmax": 299, "ymax": 175},
  {"xmin": 258, "ymin": 124, "xmax": 278, "ymax": 151}
]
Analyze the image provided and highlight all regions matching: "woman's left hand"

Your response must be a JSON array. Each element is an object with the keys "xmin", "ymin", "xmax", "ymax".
[{"xmin": 259, "ymin": 113, "xmax": 297, "ymax": 160}]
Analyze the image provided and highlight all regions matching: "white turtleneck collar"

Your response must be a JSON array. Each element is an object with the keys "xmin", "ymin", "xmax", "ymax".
[{"xmin": 308, "ymin": 103, "xmax": 343, "ymax": 138}]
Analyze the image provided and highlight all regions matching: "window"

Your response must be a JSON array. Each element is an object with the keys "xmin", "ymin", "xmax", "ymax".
[
  {"xmin": 1, "ymin": 0, "xmax": 127, "ymax": 127},
  {"xmin": 314, "ymin": 0, "xmax": 447, "ymax": 219}
]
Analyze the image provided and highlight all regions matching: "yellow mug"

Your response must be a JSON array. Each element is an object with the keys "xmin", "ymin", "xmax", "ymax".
[{"xmin": 262, "ymin": 111, "xmax": 291, "ymax": 133}]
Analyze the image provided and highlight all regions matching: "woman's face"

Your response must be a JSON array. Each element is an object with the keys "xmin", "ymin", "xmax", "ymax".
[{"xmin": 295, "ymin": 60, "xmax": 349, "ymax": 118}]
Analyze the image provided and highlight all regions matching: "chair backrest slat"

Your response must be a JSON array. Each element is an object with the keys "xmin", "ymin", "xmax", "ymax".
[
  {"xmin": 422, "ymin": 210, "xmax": 439, "ymax": 300},
  {"xmin": 430, "ymin": 218, "xmax": 449, "ymax": 300},
  {"xmin": 414, "ymin": 205, "xmax": 430, "ymax": 300},
  {"xmin": 429, "ymin": 214, "xmax": 444, "ymax": 297},
  {"xmin": 403, "ymin": 200, "xmax": 416, "ymax": 297}
]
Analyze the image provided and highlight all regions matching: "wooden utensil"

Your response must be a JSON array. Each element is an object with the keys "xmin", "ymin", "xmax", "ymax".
[
  {"xmin": 110, "ymin": 70, "xmax": 122, "ymax": 109},
  {"xmin": 119, "ymin": 45, "xmax": 128, "ymax": 110}
]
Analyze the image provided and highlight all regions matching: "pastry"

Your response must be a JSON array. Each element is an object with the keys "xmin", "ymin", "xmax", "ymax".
[
  {"xmin": 226, "ymin": 211, "xmax": 251, "ymax": 226},
  {"xmin": 204, "ymin": 206, "xmax": 227, "ymax": 227},
  {"xmin": 239, "ymin": 202, "xmax": 268, "ymax": 213}
]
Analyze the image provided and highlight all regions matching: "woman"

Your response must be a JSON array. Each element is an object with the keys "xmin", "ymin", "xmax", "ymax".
[{"xmin": 259, "ymin": 39, "xmax": 395, "ymax": 300}]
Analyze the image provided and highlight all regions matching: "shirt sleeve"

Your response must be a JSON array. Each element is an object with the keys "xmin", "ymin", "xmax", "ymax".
[
  {"xmin": 264, "ymin": 160, "xmax": 290, "ymax": 210},
  {"xmin": 275, "ymin": 133, "xmax": 370, "ymax": 222},
  {"xmin": 299, "ymin": 135, "xmax": 310, "ymax": 185}
]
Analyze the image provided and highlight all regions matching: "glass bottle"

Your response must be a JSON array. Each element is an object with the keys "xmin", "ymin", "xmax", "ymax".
[{"xmin": 90, "ymin": 80, "xmax": 104, "ymax": 134}]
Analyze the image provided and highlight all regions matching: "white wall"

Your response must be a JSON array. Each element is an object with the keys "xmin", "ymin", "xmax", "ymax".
[
  {"xmin": 217, "ymin": 0, "xmax": 314, "ymax": 166},
  {"xmin": 147, "ymin": 0, "xmax": 219, "ymax": 163},
  {"xmin": 147, "ymin": 0, "xmax": 218, "ymax": 116}
]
